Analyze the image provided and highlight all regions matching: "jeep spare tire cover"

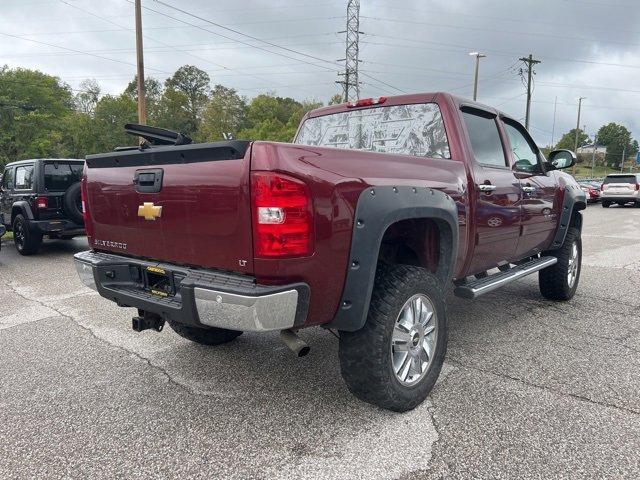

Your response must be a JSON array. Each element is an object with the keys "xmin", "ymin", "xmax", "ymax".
[{"xmin": 63, "ymin": 182, "xmax": 84, "ymax": 224}]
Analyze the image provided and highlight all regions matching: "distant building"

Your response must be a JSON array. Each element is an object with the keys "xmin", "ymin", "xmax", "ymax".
[{"xmin": 577, "ymin": 144, "xmax": 607, "ymax": 155}]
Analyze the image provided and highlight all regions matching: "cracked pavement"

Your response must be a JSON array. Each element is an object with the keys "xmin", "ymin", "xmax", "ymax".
[{"xmin": 1, "ymin": 204, "xmax": 639, "ymax": 479}]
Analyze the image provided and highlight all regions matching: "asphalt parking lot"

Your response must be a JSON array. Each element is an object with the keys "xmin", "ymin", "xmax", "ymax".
[{"xmin": 1, "ymin": 203, "xmax": 639, "ymax": 479}]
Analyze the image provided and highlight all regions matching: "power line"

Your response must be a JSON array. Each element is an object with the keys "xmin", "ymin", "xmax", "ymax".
[{"xmin": 144, "ymin": 0, "xmax": 403, "ymax": 95}]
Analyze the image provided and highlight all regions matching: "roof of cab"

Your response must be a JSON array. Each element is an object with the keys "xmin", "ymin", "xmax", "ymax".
[{"xmin": 303, "ymin": 91, "xmax": 509, "ymax": 121}]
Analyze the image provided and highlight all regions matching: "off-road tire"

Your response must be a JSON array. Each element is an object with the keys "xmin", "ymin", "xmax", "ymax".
[
  {"xmin": 12, "ymin": 214, "xmax": 42, "ymax": 255},
  {"xmin": 539, "ymin": 226, "xmax": 581, "ymax": 301},
  {"xmin": 168, "ymin": 321, "xmax": 242, "ymax": 346},
  {"xmin": 602, "ymin": 201, "xmax": 610, "ymax": 208},
  {"xmin": 63, "ymin": 182, "xmax": 84, "ymax": 224},
  {"xmin": 338, "ymin": 264, "xmax": 447, "ymax": 412}
]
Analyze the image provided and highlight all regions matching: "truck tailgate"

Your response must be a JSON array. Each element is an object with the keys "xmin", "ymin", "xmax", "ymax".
[{"xmin": 84, "ymin": 141, "xmax": 254, "ymax": 274}]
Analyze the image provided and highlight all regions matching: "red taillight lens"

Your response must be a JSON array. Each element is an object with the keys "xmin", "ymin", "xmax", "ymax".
[
  {"xmin": 600, "ymin": 184, "xmax": 605, "ymax": 191},
  {"xmin": 251, "ymin": 172, "xmax": 313, "ymax": 258},
  {"xmin": 80, "ymin": 177, "xmax": 94, "ymax": 238},
  {"xmin": 636, "ymin": 183, "xmax": 639, "ymax": 191},
  {"xmin": 35, "ymin": 197, "xmax": 48, "ymax": 209}
]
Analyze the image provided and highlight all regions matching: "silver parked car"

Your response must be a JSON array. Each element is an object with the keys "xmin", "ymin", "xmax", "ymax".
[{"xmin": 601, "ymin": 174, "xmax": 640, "ymax": 208}]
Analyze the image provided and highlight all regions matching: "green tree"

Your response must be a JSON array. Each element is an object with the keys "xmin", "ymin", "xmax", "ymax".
[
  {"xmin": 153, "ymin": 89, "xmax": 193, "ymax": 134},
  {"xmin": 196, "ymin": 85, "xmax": 247, "ymax": 141},
  {"xmin": 596, "ymin": 122, "xmax": 637, "ymax": 167},
  {"xmin": 74, "ymin": 79, "xmax": 101, "ymax": 115},
  {"xmin": 0, "ymin": 66, "xmax": 74, "ymax": 165},
  {"xmin": 555, "ymin": 128, "xmax": 589, "ymax": 152},
  {"xmin": 124, "ymin": 75, "xmax": 163, "ymax": 121},
  {"xmin": 328, "ymin": 93, "xmax": 343, "ymax": 105},
  {"xmin": 239, "ymin": 94, "xmax": 321, "ymax": 141},
  {"xmin": 92, "ymin": 93, "xmax": 138, "ymax": 151},
  {"xmin": 164, "ymin": 65, "xmax": 210, "ymax": 134}
]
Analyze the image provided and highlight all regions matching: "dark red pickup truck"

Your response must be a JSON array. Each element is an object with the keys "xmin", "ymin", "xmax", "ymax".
[{"xmin": 74, "ymin": 92, "xmax": 586, "ymax": 411}]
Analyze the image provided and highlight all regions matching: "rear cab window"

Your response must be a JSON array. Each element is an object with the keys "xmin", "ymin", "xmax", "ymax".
[
  {"xmin": 44, "ymin": 162, "xmax": 83, "ymax": 191},
  {"xmin": 603, "ymin": 175, "xmax": 637, "ymax": 185},
  {"xmin": 294, "ymin": 102, "xmax": 450, "ymax": 158}
]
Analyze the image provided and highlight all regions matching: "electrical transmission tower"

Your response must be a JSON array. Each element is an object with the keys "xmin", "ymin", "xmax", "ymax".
[
  {"xmin": 337, "ymin": 0, "xmax": 361, "ymax": 102},
  {"xmin": 518, "ymin": 54, "xmax": 541, "ymax": 130}
]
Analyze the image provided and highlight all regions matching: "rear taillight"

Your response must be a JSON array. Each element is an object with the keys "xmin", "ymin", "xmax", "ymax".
[
  {"xmin": 35, "ymin": 197, "xmax": 48, "ymax": 209},
  {"xmin": 251, "ymin": 172, "xmax": 314, "ymax": 258},
  {"xmin": 80, "ymin": 177, "xmax": 94, "ymax": 239},
  {"xmin": 600, "ymin": 184, "xmax": 605, "ymax": 191},
  {"xmin": 636, "ymin": 183, "xmax": 639, "ymax": 191}
]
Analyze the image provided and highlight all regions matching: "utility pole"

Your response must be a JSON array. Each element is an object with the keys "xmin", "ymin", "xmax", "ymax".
[
  {"xmin": 134, "ymin": 0, "xmax": 146, "ymax": 125},
  {"xmin": 591, "ymin": 134, "xmax": 597, "ymax": 178},
  {"xmin": 336, "ymin": 0, "xmax": 361, "ymax": 102},
  {"xmin": 469, "ymin": 52, "xmax": 486, "ymax": 101},
  {"xmin": 572, "ymin": 97, "xmax": 585, "ymax": 175},
  {"xmin": 550, "ymin": 96, "xmax": 557, "ymax": 147},
  {"xmin": 621, "ymin": 145, "xmax": 626, "ymax": 173},
  {"xmin": 519, "ymin": 54, "xmax": 541, "ymax": 130}
]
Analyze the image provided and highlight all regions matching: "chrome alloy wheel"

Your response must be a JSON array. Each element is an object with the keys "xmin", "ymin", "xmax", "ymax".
[
  {"xmin": 567, "ymin": 240, "xmax": 579, "ymax": 288},
  {"xmin": 391, "ymin": 294, "xmax": 438, "ymax": 386}
]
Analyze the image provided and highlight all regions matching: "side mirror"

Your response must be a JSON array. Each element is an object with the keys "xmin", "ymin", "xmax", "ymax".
[{"xmin": 548, "ymin": 149, "xmax": 576, "ymax": 170}]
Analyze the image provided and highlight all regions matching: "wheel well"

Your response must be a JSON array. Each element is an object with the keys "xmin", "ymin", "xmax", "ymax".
[
  {"xmin": 378, "ymin": 218, "xmax": 442, "ymax": 273},
  {"xmin": 570, "ymin": 207, "xmax": 583, "ymax": 229}
]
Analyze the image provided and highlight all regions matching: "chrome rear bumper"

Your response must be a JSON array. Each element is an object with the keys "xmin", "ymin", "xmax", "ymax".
[{"xmin": 73, "ymin": 250, "xmax": 308, "ymax": 332}]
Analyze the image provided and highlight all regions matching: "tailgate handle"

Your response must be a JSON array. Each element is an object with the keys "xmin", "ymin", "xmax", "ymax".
[{"xmin": 133, "ymin": 169, "xmax": 163, "ymax": 193}]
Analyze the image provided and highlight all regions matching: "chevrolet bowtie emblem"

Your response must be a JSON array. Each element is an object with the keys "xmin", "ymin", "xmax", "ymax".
[{"xmin": 138, "ymin": 202, "xmax": 162, "ymax": 221}]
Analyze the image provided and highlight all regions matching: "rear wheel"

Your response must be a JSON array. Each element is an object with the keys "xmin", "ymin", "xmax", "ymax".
[
  {"xmin": 539, "ymin": 226, "xmax": 581, "ymax": 301},
  {"xmin": 168, "ymin": 321, "xmax": 242, "ymax": 346},
  {"xmin": 339, "ymin": 264, "xmax": 447, "ymax": 412},
  {"xmin": 602, "ymin": 201, "xmax": 610, "ymax": 208},
  {"xmin": 12, "ymin": 214, "xmax": 42, "ymax": 255}
]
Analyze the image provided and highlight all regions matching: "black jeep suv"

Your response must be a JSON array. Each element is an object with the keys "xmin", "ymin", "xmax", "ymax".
[{"xmin": 1, "ymin": 159, "xmax": 85, "ymax": 255}]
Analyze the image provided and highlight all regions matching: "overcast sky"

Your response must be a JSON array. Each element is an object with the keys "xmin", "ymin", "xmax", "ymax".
[{"xmin": 2, "ymin": 0, "xmax": 639, "ymax": 146}]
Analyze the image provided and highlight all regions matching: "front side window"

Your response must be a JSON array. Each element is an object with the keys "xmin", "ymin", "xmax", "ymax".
[
  {"xmin": 295, "ymin": 102, "xmax": 450, "ymax": 158},
  {"xmin": 44, "ymin": 162, "xmax": 83, "ymax": 191},
  {"xmin": 1, "ymin": 168, "xmax": 14, "ymax": 189},
  {"xmin": 502, "ymin": 120, "xmax": 540, "ymax": 173},
  {"xmin": 14, "ymin": 165, "xmax": 34, "ymax": 190},
  {"xmin": 461, "ymin": 111, "xmax": 506, "ymax": 167}
]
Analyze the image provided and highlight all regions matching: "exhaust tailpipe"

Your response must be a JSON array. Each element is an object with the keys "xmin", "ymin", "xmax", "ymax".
[{"xmin": 280, "ymin": 329, "xmax": 310, "ymax": 357}]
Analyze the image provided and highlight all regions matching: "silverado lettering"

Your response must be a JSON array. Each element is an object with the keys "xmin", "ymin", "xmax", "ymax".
[{"xmin": 74, "ymin": 93, "xmax": 586, "ymax": 412}]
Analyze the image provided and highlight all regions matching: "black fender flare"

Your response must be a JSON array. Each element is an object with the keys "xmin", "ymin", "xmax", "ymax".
[
  {"xmin": 11, "ymin": 201, "xmax": 34, "ymax": 223},
  {"xmin": 329, "ymin": 185, "xmax": 459, "ymax": 332},
  {"xmin": 549, "ymin": 184, "xmax": 586, "ymax": 250}
]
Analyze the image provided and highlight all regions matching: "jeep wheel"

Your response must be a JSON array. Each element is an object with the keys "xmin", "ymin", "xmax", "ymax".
[
  {"xmin": 13, "ymin": 214, "xmax": 43, "ymax": 256},
  {"xmin": 168, "ymin": 321, "xmax": 242, "ymax": 346},
  {"xmin": 338, "ymin": 264, "xmax": 447, "ymax": 412},
  {"xmin": 539, "ymin": 226, "xmax": 581, "ymax": 301},
  {"xmin": 602, "ymin": 201, "xmax": 610, "ymax": 208}
]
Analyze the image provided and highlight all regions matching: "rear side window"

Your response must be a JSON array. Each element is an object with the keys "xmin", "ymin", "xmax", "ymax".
[
  {"xmin": 295, "ymin": 102, "xmax": 450, "ymax": 158},
  {"xmin": 44, "ymin": 162, "xmax": 83, "ymax": 191},
  {"xmin": 14, "ymin": 165, "xmax": 34, "ymax": 190},
  {"xmin": 1, "ymin": 168, "xmax": 14, "ymax": 189},
  {"xmin": 603, "ymin": 175, "xmax": 636, "ymax": 184},
  {"xmin": 462, "ymin": 111, "xmax": 507, "ymax": 167}
]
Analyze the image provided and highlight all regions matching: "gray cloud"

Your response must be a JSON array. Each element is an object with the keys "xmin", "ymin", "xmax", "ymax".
[{"xmin": 2, "ymin": 0, "xmax": 639, "ymax": 145}]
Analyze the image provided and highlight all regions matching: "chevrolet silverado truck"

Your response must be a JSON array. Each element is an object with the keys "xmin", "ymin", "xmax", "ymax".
[{"xmin": 74, "ymin": 93, "xmax": 586, "ymax": 412}]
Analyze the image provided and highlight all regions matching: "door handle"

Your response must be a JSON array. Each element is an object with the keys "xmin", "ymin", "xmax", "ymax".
[
  {"xmin": 478, "ymin": 183, "xmax": 497, "ymax": 193},
  {"xmin": 522, "ymin": 185, "xmax": 536, "ymax": 193}
]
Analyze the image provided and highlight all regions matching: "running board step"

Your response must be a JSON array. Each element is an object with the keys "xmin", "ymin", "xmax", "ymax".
[{"xmin": 454, "ymin": 256, "xmax": 558, "ymax": 299}]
